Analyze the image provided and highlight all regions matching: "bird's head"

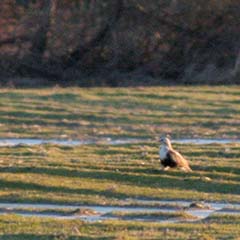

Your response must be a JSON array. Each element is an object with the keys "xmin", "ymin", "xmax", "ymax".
[{"xmin": 159, "ymin": 136, "xmax": 172, "ymax": 148}]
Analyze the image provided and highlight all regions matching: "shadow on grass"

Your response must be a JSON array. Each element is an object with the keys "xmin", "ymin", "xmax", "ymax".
[
  {"xmin": 65, "ymin": 164, "xmax": 240, "ymax": 181},
  {"xmin": 0, "ymin": 234, "xmax": 112, "ymax": 240},
  {"xmin": 202, "ymin": 165, "xmax": 240, "ymax": 174},
  {"xmin": 185, "ymin": 150, "xmax": 240, "ymax": 159},
  {"xmin": 0, "ymin": 110, "xmax": 189, "ymax": 127},
  {"xmin": 0, "ymin": 115, "xmax": 81, "ymax": 128},
  {"xmin": 0, "ymin": 166, "xmax": 240, "ymax": 197},
  {"xmin": 0, "ymin": 177, "xmax": 130, "ymax": 200}
]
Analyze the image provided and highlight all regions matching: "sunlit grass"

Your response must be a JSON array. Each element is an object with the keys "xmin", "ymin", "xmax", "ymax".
[
  {"xmin": 104, "ymin": 210, "xmax": 197, "ymax": 221},
  {"xmin": 0, "ymin": 142, "xmax": 239, "ymax": 204},
  {"xmin": 0, "ymin": 86, "xmax": 239, "ymax": 139},
  {"xmin": 0, "ymin": 86, "xmax": 239, "ymax": 239},
  {"xmin": 0, "ymin": 214, "xmax": 239, "ymax": 239}
]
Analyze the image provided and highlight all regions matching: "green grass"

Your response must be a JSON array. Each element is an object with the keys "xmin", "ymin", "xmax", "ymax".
[
  {"xmin": 0, "ymin": 86, "xmax": 239, "ymax": 139},
  {"xmin": 104, "ymin": 210, "xmax": 197, "ymax": 221},
  {"xmin": 0, "ymin": 142, "xmax": 239, "ymax": 204},
  {"xmin": 0, "ymin": 207, "xmax": 99, "ymax": 217},
  {"xmin": 0, "ymin": 214, "xmax": 239, "ymax": 239},
  {"xmin": 0, "ymin": 86, "xmax": 239, "ymax": 239}
]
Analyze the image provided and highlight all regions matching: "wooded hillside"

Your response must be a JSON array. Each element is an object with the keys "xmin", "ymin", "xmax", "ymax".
[{"xmin": 0, "ymin": 0, "xmax": 239, "ymax": 86}]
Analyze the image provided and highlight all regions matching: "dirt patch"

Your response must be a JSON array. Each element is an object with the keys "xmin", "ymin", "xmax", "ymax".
[
  {"xmin": 69, "ymin": 208, "xmax": 99, "ymax": 216},
  {"xmin": 186, "ymin": 202, "xmax": 212, "ymax": 210}
]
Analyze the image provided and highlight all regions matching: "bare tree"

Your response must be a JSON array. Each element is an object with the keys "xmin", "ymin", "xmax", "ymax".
[
  {"xmin": 233, "ymin": 50, "xmax": 240, "ymax": 76},
  {"xmin": 61, "ymin": 0, "xmax": 124, "ymax": 70},
  {"xmin": 14, "ymin": 0, "xmax": 61, "ymax": 79},
  {"xmin": 0, "ymin": 0, "xmax": 239, "ymax": 84}
]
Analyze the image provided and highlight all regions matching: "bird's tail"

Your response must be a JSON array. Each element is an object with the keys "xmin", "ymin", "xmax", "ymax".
[
  {"xmin": 181, "ymin": 165, "xmax": 193, "ymax": 172},
  {"xmin": 187, "ymin": 166, "xmax": 193, "ymax": 172}
]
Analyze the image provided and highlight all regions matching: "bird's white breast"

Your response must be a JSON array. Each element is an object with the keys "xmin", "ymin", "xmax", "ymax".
[{"xmin": 159, "ymin": 146, "xmax": 168, "ymax": 160}]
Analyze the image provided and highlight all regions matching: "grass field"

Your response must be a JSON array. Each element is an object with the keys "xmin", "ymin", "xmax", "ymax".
[
  {"xmin": 0, "ymin": 142, "xmax": 240, "ymax": 204},
  {"xmin": 0, "ymin": 86, "xmax": 240, "ymax": 239},
  {"xmin": 0, "ymin": 214, "xmax": 240, "ymax": 239},
  {"xmin": 0, "ymin": 86, "xmax": 240, "ymax": 139}
]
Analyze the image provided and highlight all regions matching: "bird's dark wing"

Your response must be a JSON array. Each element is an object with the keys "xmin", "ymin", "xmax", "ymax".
[{"xmin": 161, "ymin": 151, "xmax": 178, "ymax": 167}]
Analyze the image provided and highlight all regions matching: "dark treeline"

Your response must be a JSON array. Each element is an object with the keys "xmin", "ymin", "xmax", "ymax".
[{"xmin": 0, "ymin": 0, "xmax": 240, "ymax": 86}]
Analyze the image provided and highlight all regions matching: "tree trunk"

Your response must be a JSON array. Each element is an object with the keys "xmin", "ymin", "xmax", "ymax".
[
  {"xmin": 17, "ymin": 0, "xmax": 62, "ymax": 80},
  {"xmin": 29, "ymin": 0, "xmax": 53, "ymax": 59},
  {"xmin": 61, "ymin": 0, "xmax": 124, "ymax": 70},
  {"xmin": 233, "ymin": 50, "xmax": 240, "ymax": 76}
]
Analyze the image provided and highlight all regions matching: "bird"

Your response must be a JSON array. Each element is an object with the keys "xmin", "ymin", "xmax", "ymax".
[{"xmin": 159, "ymin": 136, "xmax": 192, "ymax": 172}]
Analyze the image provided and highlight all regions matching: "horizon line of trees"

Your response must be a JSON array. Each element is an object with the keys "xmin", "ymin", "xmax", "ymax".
[{"xmin": 0, "ymin": 0, "xmax": 240, "ymax": 86}]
